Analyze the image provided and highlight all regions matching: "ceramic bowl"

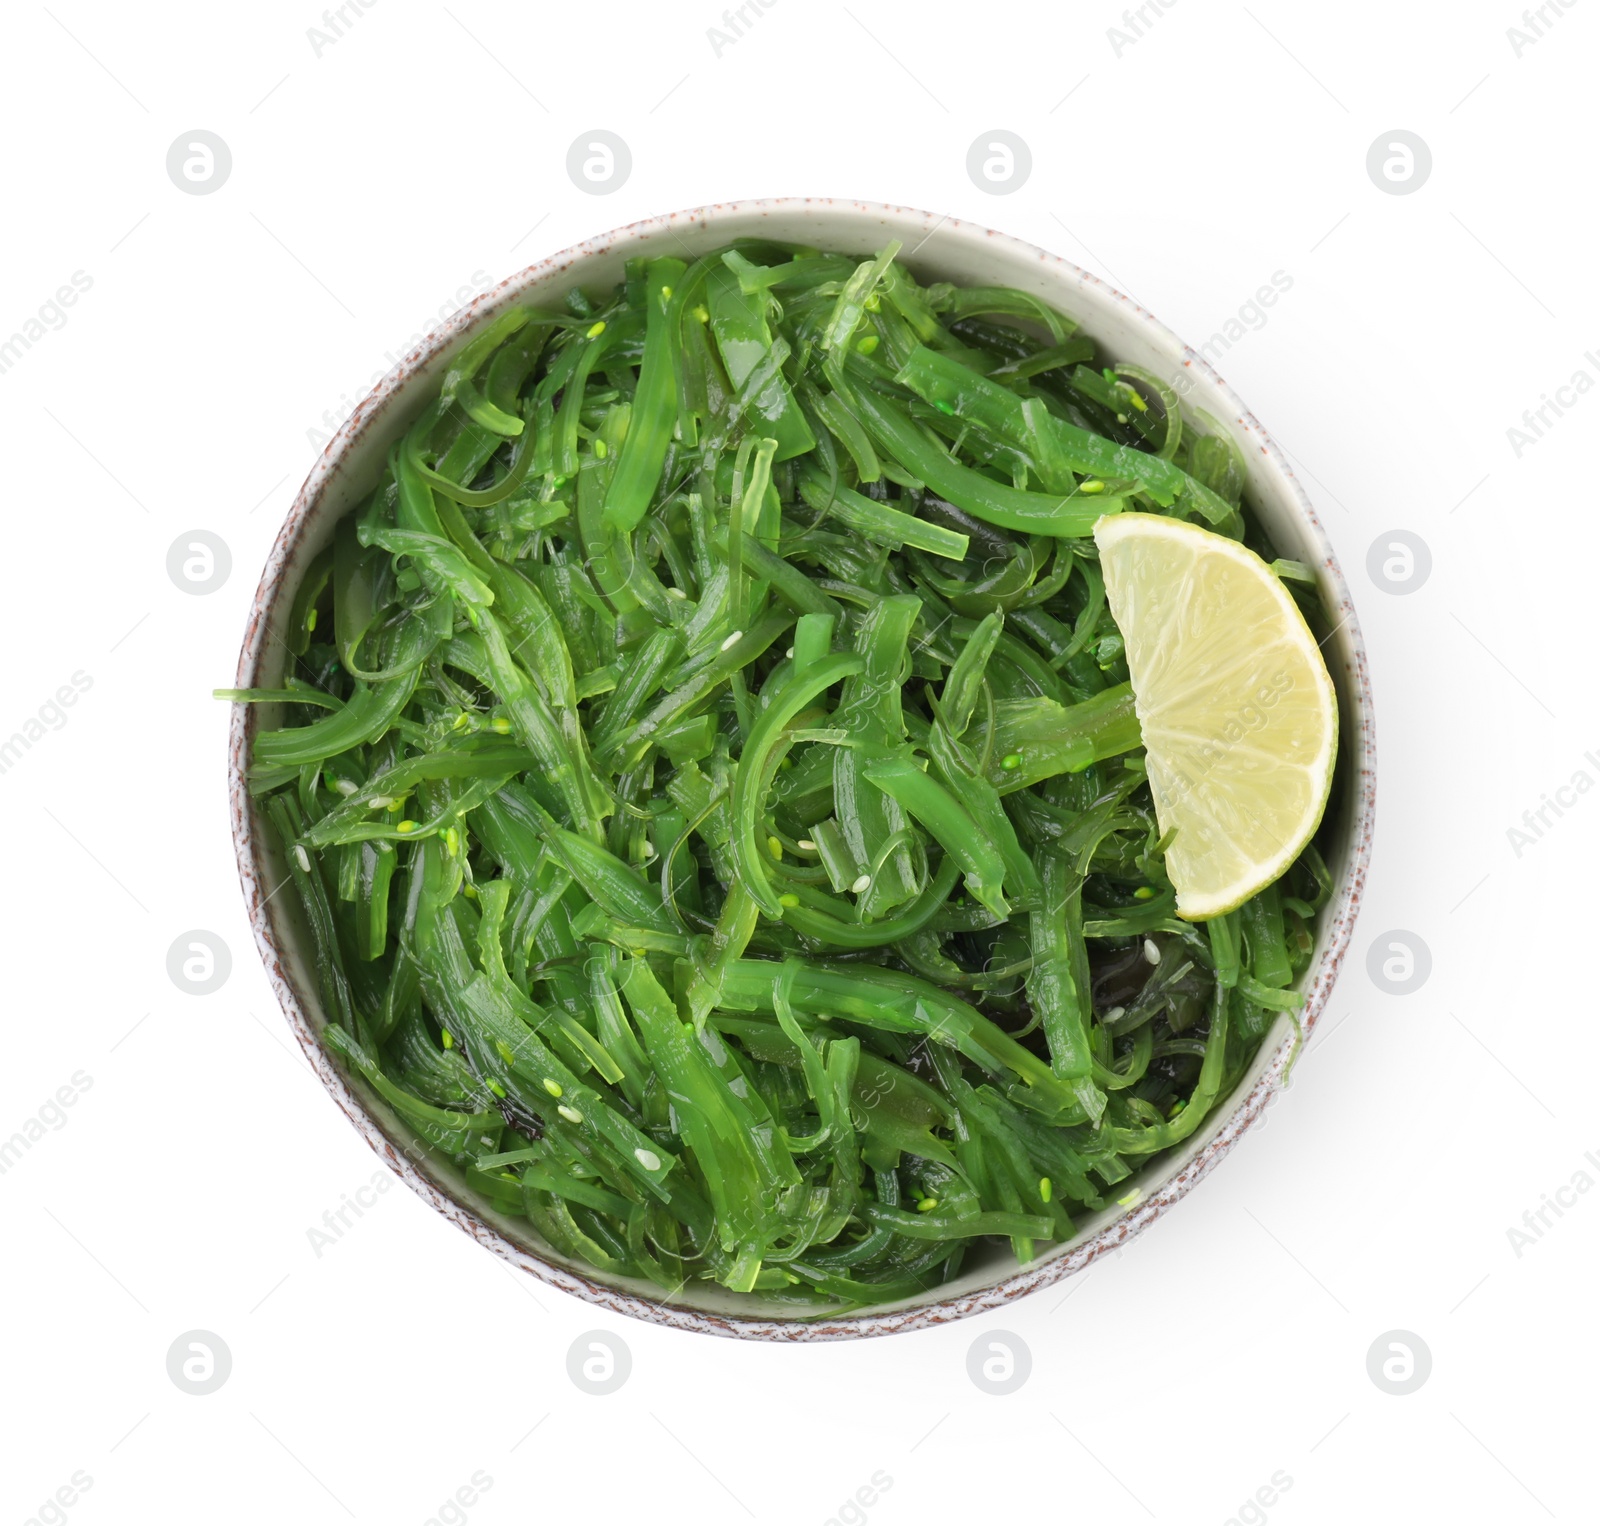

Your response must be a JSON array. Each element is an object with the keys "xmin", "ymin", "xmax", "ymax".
[{"xmin": 229, "ymin": 198, "xmax": 1375, "ymax": 1340}]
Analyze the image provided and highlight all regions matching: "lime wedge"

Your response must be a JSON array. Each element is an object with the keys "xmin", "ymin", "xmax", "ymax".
[{"xmin": 1094, "ymin": 512, "xmax": 1338, "ymax": 921}]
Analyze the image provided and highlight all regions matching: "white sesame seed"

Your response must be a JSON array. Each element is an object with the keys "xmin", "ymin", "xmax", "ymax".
[
  {"xmin": 557, "ymin": 1104, "xmax": 584, "ymax": 1125},
  {"xmin": 367, "ymin": 795, "xmax": 395, "ymax": 810},
  {"xmin": 720, "ymin": 630, "xmax": 743, "ymax": 652},
  {"xmin": 1105, "ymin": 1006, "xmax": 1126, "ymax": 1023},
  {"xmin": 665, "ymin": 586, "xmax": 688, "ymax": 599},
  {"xmin": 850, "ymin": 874, "xmax": 872, "ymax": 895},
  {"xmin": 293, "ymin": 845, "xmax": 310, "ymax": 873},
  {"xmin": 634, "ymin": 1147, "xmax": 662, "ymax": 1172},
  {"xmin": 1142, "ymin": 938, "xmax": 1160, "ymax": 965},
  {"xmin": 797, "ymin": 839, "xmax": 815, "ymax": 850},
  {"xmin": 785, "ymin": 647, "xmax": 795, "ymax": 658},
  {"xmin": 332, "ymin": 778, "xmax": 359, "ymax": 797}
]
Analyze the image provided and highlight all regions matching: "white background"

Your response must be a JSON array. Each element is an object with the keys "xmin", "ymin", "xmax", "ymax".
[{"xmin": 1, "ymin": 1, "xmax": 1594, "ymax": 1522}]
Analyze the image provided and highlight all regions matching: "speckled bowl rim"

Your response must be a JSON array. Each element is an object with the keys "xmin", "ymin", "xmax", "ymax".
[{"xmin": 229, "ymin": 198, "xmax": 1375, "ymax": 1341}]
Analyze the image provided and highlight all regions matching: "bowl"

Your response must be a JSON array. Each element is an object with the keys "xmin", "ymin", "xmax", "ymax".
[{"xmin": 229, "ymin": 199, "xmax": 1375, "ymax": 1340}]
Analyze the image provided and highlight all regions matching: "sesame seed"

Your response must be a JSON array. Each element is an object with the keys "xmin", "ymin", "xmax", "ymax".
[
  {"xmin": 768, "ymin": 835, "xmax": 783, "ymax": 861},
  {"xmin": 666, "ymin": 586, "xmax": 688, "ymax": 599},
  {"xmin": 850, "ymin": 874, "xmax": 871, "ymax": 895},
  {"xmin": 293, "ymin": 845, "xmax": 310, "ymax": 873},
  {"xmin": 557, "ymin": 1104, "xmax": 583, "ymax": 1125},
  {"xmin": 1142, "ymin": 938, "xmax": 1160, "ymax": 965},
  {"xmin": 542, "ymin": 1078, "xmax": 563, "ymax": 1098},
  {"xmin": 1105, "ymin": 1006, "xmax": 1126, "ymax": 1023},
  {"xmin": 332, "ymin": 778, "xmax": 359, "ymax": 797},
  {"xmin": 635, "ymin": 1148, "xmax": 662, "ymax": 1172},
  {"xmin": 720, "ymin": 630, "xmax": 743, "ymax": 652},
  {"xmin": 797, "ymin": 839, "xmax": 815, "ymax": 851}
]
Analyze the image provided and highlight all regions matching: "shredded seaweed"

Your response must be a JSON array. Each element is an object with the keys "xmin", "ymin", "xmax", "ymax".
[{"xmin": 226, "ymin": 241, "xmax": 1331, "ymax": 1308}]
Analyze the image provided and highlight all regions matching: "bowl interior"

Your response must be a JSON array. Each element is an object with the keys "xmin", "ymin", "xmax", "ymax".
[{"xmin": 232, "ymin": 201, "xmax": 1372, "ymax": 1338}]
